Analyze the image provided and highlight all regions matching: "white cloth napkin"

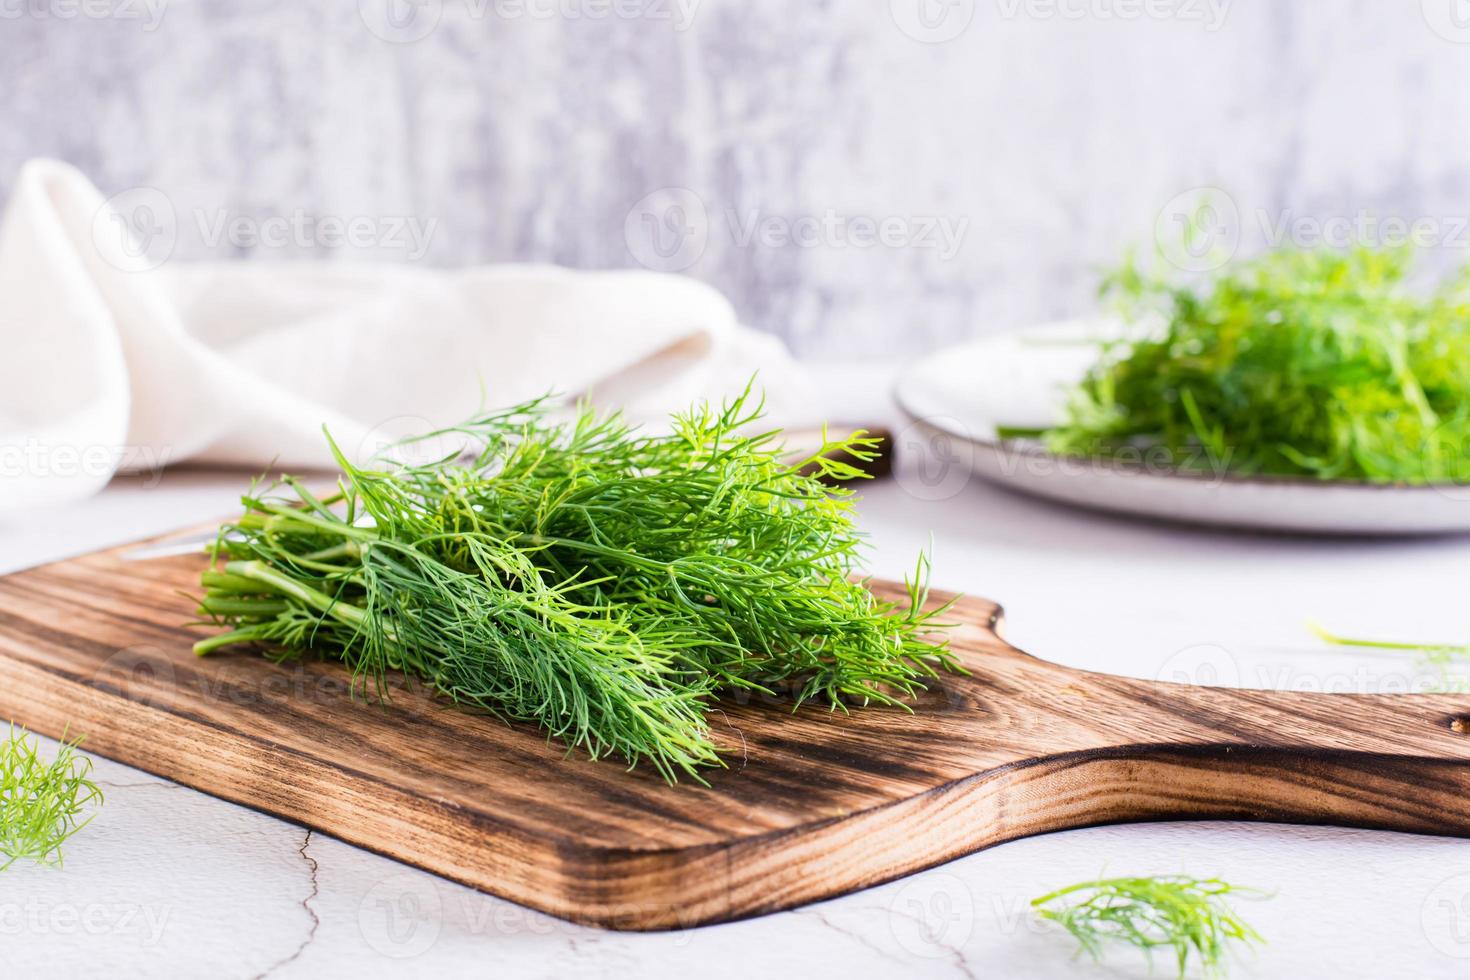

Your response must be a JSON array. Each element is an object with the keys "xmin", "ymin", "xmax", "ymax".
[{"xmin": 0, "ymin": 160, "xmax": 808, "ymax": 512}]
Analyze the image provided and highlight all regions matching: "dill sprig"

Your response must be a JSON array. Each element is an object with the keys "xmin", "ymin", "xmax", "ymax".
[
  {"xmin": 1311, "ymin": 622, "xmax": 1470, "ymax": 692},
  {"xmin": 194, "ymin": 385, "xmax": 959, "ymax": 783},
  {"xmin": 1, "ymin": 726, "xmax": 103, "ymax": 871},
  {"xmin": 1041, "ymin": 246, "xmax": 1470, "ymax": 483},
  {"xmin": 1033, "ymin": 875, "xmax": 1264, "ymax": 978}
]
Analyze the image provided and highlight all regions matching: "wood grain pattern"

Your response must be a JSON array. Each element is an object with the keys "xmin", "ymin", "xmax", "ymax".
[{"xmin": 3, "ymin": 532, "xmax": 1470, "ymax": 930}]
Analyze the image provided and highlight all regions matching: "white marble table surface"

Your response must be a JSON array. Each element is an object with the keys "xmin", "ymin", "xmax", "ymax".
[{"xmin": 5, "ymin": 366, "xmax": 1470, "ymax": 979}]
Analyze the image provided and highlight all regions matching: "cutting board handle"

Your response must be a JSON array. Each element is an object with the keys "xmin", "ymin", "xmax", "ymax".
[{"xmin": 1001, "ymin": 657, "xmax": 1470, "ymax": 841}]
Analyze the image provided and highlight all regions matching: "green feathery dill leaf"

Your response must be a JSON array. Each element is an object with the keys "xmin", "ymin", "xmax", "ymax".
[
  {"xmin": 1037, "ymin": 246, "xmax": 1470, "ymax": 484},
  {"xmin": 1033, "ymin": 875, "xmax": 1264, "ymax": 979},
  {"xmin": 194, "ymin": 384, "xmax": 959, "ymax": 783},
  {"xmin": 1033, "ymin": 875, "xmax": 1263, "ymax": 978},
  {"xmin": 1, "ymin": 726, "xmax": 104, "ymax": 871}
]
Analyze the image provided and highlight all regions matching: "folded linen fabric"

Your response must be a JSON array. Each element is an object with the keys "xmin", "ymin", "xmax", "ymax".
[{"xmin": 0, "ymin": 160, "xmax": 807, "ymax": 511}]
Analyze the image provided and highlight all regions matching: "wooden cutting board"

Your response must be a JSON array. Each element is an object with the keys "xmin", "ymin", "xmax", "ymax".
[{"xmin": 4, "ymin": 532, "xmax": 1470, "ymax": 930}]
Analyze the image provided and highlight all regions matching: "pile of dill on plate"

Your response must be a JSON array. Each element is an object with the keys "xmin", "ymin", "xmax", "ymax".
[
  {"xmin": 193, "ymin": 386, "xmax": 958, "ymax": 783},
  {"xmin": 1042, "ymin": 246, "xmax": 1470, "ymax": 483}
]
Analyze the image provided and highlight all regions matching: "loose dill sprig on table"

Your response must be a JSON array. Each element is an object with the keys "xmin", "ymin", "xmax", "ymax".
[
  {"xmin": 1, "ymin": 726, "xmax": 103, "ymax": 871},
  {"xmin": 194, "ymin": 385, "xmax": 959, "ymax": 783},
  {"xmin": 1039, "ymin": 246, "xmax": 1470, "ymax": 483},
  {"xmin": 1033, "ymin": 875, "xmax": 1264, "ymax": 978},
  {"xmin": 1310, "ymin": 622, "xmax": 1470, "ymax": 692}
]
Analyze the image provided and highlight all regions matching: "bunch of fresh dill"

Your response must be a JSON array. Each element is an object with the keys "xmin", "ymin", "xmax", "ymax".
[
  {"xmin": 195, "ymin": 387, "xmax": 958, "ymax": 783},
  {"xmin": 1040, "ymin": 246, "xmax": 1470, "ymax": 483},
  {"xmin": 1, "ymin": 726, "xmax": 103, "ymax": 871},
  {"xmin": 1033, "ymin": 875, "xmax": 1263, "ymax": 978}
]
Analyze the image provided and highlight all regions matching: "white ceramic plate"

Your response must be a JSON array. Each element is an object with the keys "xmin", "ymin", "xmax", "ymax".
[{"xmin": 893, "ymin": 321, "xmax": 1470, "ymax": 535}]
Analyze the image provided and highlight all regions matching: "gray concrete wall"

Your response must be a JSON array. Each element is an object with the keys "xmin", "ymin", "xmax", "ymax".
[{"xmin": 5, "ymin": 1, "xmax": 1469, "ymax": 354}]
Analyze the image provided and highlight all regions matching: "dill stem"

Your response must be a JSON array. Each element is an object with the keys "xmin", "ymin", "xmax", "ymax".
[
  {"xmin": 282, "ymin": 476, "xmax": 342, "ymax": 518},
  {"xmin": 193, "ymin": 563, "xmax": 373, "ymax": 656},
  {"xmin": 197, "ymin": 597, "xmax": 290, "ymax": 617},
  {"xmin": 193, "ymin": 626, "xmax": 274, "ymax": 656},
  {"xmin": 995, "ymin": 425, "xmax": 1050, "ymax": 439},
  {"xmin": 240, "ymin": 506, "xmax": 378, "ymax": 543},
  {"xmin": 301, "ymin": 542, "xmax": 360, "ymax": 562},
  {"xmin": 1309, "ymin": 622, "xmax": 1465, "ymax": 654},
  {"xmin": 201, "ymin": 570, "xmax": 268, "ymax": 593},
  {"xmin": 223, "ymin": 561, "xmax": 366, "ymax": 627},
  {"xmin": 1030, "ymin": 879, "xmax": 1097, "ymax": 908}
]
